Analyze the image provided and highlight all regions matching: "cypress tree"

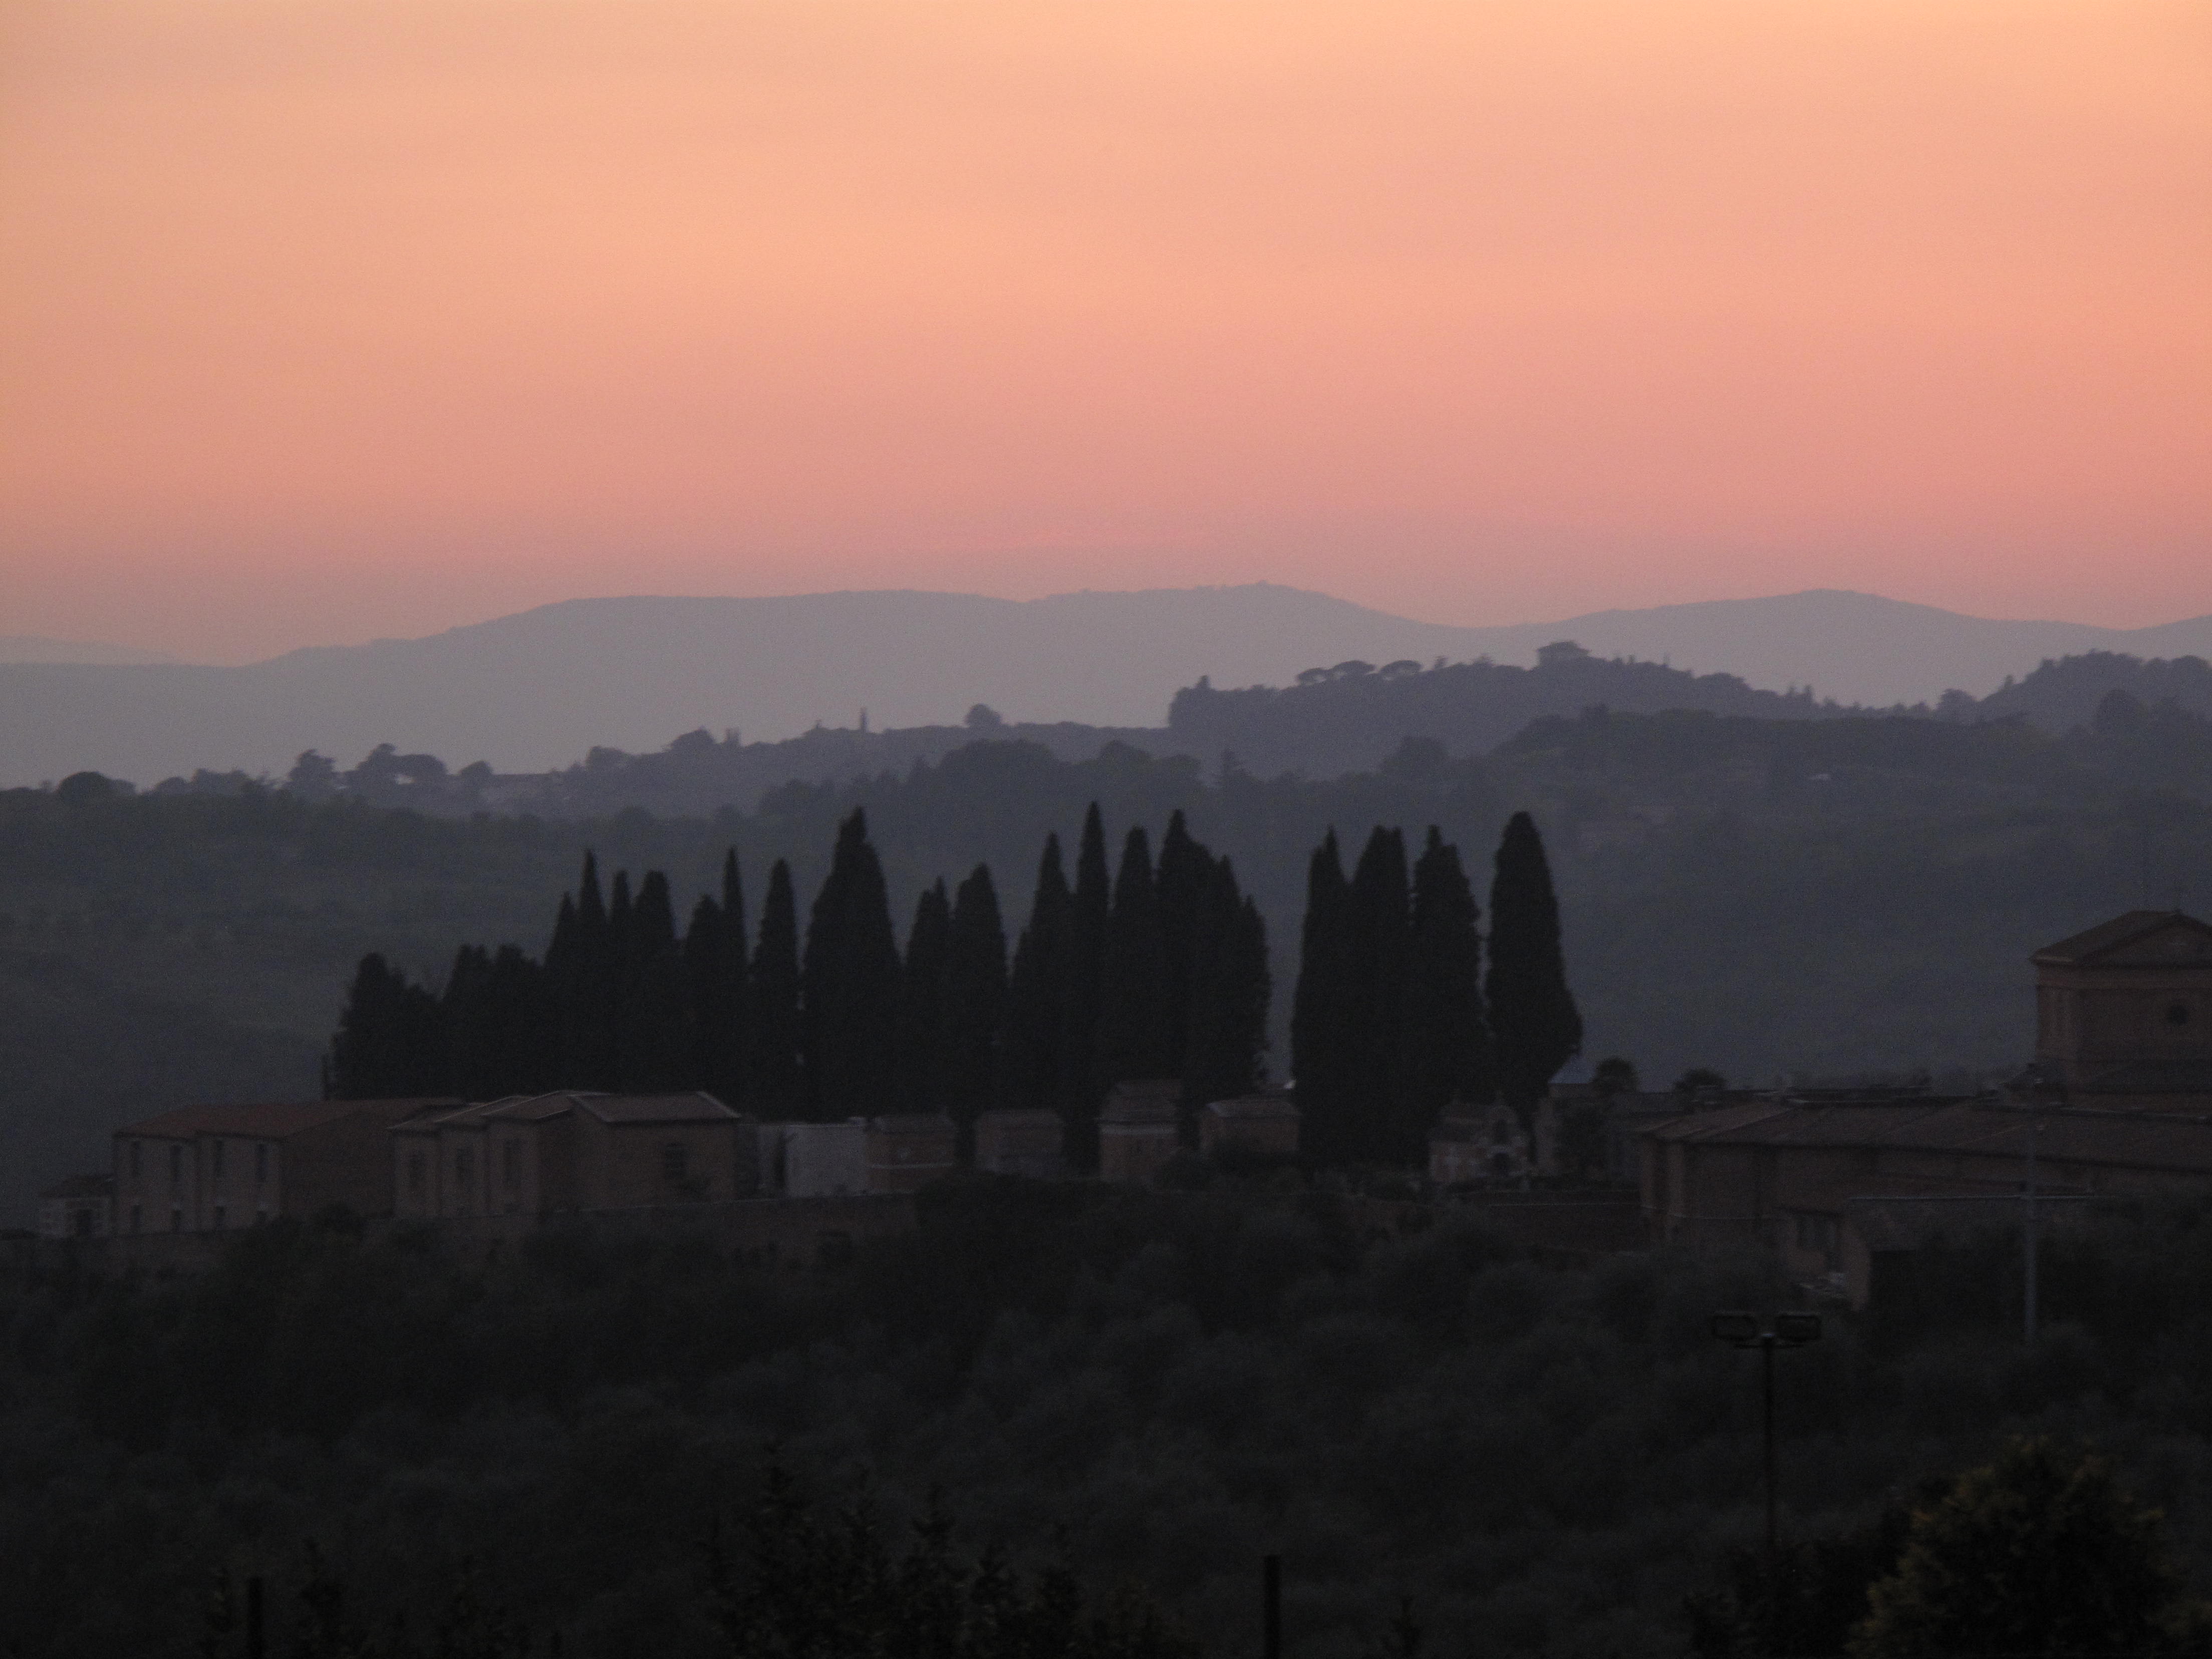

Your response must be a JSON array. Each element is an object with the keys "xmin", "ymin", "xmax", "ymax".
[
  {"xmin": 748, "ymin": 859, "xmax": 804, "ymax": 1116},
  {"xmin": 485, "ymin": 942, "xmax": 557, "ymax": 1097},
  {"xmin": 1291, "ymin": 830, "xmax": 1353, "ymax": 1166},
  {"xmin": 1487, "ymin": 810, "xmax": 1582, "ymax": 1116},
  {"xmin": 560, "ymin": 852, "xmax": 618, "ymax": 1089},
  {"xmin": 942, "ymin": 863, "xmax": 1007, "ymax": 1148},
  {"xmin": 1060, "ymin": 804, "xmax": 1113, "ymax": 1168},
  {"xmin": 1095, "ymin": 825, "xmax": 1173, "ymax": 1098},
  {"xmin": 802, "ymin": 809, "xmax": 902, "ymax": 1119},
  {"xmin": 1403, "ymin": 826, "xmax": 1492, "ymax": 1158},
  {"xmin": 1154, "ymin": 810, "xmax": 1213, "ymax": 1077},
  {"xmin": 442, "ymin": 944, "xmax": 496, "ymax": 1100},
  {"xmin": 1183, "ymin": 856, "xmax": 1271, "ymax": 1108},
  {"xmin": 710, "ymin": 849, "xmax": 750, "ymax": 1102},
  {"xmin": 686, "ymin": 892, "xmax": 744, "ymax": 1102},
  {"xmin": 1347, "ymin": 826, "xmax": 1411, "ymax": 1165},
  {"xmin": 616, "ymin": 871, "xmax": 691, "ymax": 1090},
  {"xmin": 328, "ymin": 952, "xmax": 447, "ymax": 1099},
  {"xmin": 1001, "ymin": 835, "xmax": 1070, "ymax": 1114},
  {"xmin": 896, "ymin": 880, "xmax": 953, "ymax": 1115}
]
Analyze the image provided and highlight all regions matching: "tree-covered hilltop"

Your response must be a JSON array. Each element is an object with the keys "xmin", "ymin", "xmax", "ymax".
[{"xmin": 7, "ymin": 703, "xmax": 2212, "ymax": 1218}]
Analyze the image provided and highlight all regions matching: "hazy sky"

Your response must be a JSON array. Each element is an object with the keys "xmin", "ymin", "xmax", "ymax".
[{"xmin": 3, "ymin": 1, "xmax": 2206, "ymax": 663}]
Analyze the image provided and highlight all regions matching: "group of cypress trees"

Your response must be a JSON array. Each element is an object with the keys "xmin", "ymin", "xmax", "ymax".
[
  {"xmin": 326, "ymin": 805, "xmax": 1271, "ymax": 1171},
  {"xmin": 1291, "ymin": 809, "xmax": 1580, "ymax": 1167}
]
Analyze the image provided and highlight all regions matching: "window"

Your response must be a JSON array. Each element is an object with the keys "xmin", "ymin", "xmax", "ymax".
[
  {"xmin": 212, "ymin": 1205, "xmax": 226, "ymax": 1230},
  {"xmin": 502, "ymin": 1139, "xmax": 522, "ymax": 1191},
  {"xmin": 128, "ymin": 1140, "xmax": 141, "ymax": 1180},
  {"xmin": 169, "ymin": 1144, "xmax": 182, "ymax": 1187},
  {"xmin": 170, "ymin": 1206, "xmax": 183, "ymax": 1232},
  {"xmin": 662, "ymin": 1143, "xmax": 689, "ymax": 1184},
  {"xmin": 129, "ymin": 1204, "xmax": 142, "ymax": 1234},
  {"xmin": 407, "ymin": 1153, "xmax": 427, "ymax": 1196},
  {"xmin": 255, "ymin": 1142, "xmax": 269, "ymax": 1184},
  {"xmin": 455, "ymin": 1148, "xmax": 474, "ymax": 1186},
  {"xmin": 74, "ymin": 1208, "xmax": 94, "ymax": 1239},
  {"xmin": 211, "ymin": 1140, "xmax": 225, "ymax": 1179},
  {"xmin": 2169, "ymin": 1002, "xmax": 2192, "ymax": 1028}
]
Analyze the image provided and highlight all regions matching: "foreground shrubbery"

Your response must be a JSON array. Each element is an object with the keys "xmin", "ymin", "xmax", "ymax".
[{"xmin": 11, "ymin": 1180, "xmax": 2212, "ymax": 1656}]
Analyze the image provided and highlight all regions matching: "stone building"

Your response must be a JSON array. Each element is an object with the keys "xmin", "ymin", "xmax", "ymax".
[
  {"xmin": 2029, "ymin": 909, "xmax": 2212, "ymax": 1105},
  {"xmin": 1429, "ymin": 1098, "xmax": 1557, "ymax": 1185},
  {"xmin": 118, "ymin": 1097, "xmax": 450, "ymax": 1233},
  {"xmin": 39, "ymin": 1174, "xmax": 113, "ymax": 1239},
  {"xmin": 394, "ymin": 1092, "xmax": 757, "ymax": 1220},
  {"xmin": 863, "ymin": 1114, "xmax": 958, "ymax": 1193},
  {"xmin": 973, "ymin": 1109, "xmax": 1064, "ymax": 1178},
  {"xmin": 1097, "ymin": 1079, "xmax": 1181, "ymax": 1183},
  {"xmin": 1198, "ymin": 1094, "xmax": 1299, "ymax": 1160}
]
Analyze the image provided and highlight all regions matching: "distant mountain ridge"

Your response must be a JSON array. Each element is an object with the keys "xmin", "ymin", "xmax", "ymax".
[
  {"xmin": 0, "ymin": 635, "xmax": 178, "ymax": 667},
  {"xmin": 2, "ymin": 584, "xmax": 2207, "ymax": 787}
]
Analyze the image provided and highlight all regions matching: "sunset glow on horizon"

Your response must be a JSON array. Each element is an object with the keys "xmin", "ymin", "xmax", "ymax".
[{"xmin": 2, "ymin": 0, "xmax": 2207, "ymax": 662}]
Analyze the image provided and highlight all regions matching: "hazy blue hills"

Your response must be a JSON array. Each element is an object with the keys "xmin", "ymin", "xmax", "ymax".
[{"xmin": 5, "ymin": 584, "xmax": 2209, "ymax": 788}]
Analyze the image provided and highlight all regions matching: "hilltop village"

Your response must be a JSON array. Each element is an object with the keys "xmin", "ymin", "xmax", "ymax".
[{"xmin": 36, "ymin": 894, "xmax": 2212, "ymax": 1312}]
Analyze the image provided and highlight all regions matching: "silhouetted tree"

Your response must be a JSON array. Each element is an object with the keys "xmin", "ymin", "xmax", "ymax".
[
  {"xmin": 1346, "ymin": 826, "xmax": 1411, "ymax": 1162},
  {"xmin": 1154, "ymin": 809, "xmax": 1212, "ymax": 1077},
  {"xmin": 897, "ymin": 880, "xmax": 953, "ymax": 1115},
  {"xmin": 1001, "ymin": 835, "xmax": 1070, "ymax": 1115},
  {"xmin": 1095, "ymin": 826, "xmax": 1173, "ymax": 1094},
  {"xmin": 803, "ymin": 810, "xmax": 902, "ymax": 1119},
  {"xmin": 1486, "ymin": 811, "xmax": 1581, "ymax": 1115},
  {"xmin": 1402, "ymin": 826, "xmax": 1492, "ymax": 1155},
  {"xmin": 327, "ymin": 953, "xmax": 447, "ymax": 1098},
  {"xmin": 749, "ymin": 860, "xmax": 804, "ymax": 1116},
  {"xmin": 1182, "ymin": 856, "xmax": 1270, "ymax": 1107},
  {"xmin": 1060, "ymin": 804, "xmax": 1113, "ymax": 1169},
  {"xmin": 1291, "ymin": 829, "xmax": 1355, "ymax": 1165},
  {"xmin": 942, "ymin": 863, "xmax": 1007, "ymax": 1148}
]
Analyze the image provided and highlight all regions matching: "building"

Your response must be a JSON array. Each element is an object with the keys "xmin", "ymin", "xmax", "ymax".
[
  {"xmin": 767, "ymin": 1121, "xmax": 869, "ymax": 1197},
  {"xmin": 973, "ymin": 1109, "xmax": 1064, "ymax": 1178},
  {"xmin": 1429, "ymin": 1097, "xmax": 1558, "ymax": 1185},
  {"xmin": 116, "ymin": 1098, "xmax": 451, "ymax": 1233},
  {"xmin": 1198, "ymin": 1094, "xmax": 1299, "ymax": 1160},
  {"xmin": 863, "ymin": 1114, "xmax": 957, "ymax": 1192},
  {"xmin": 395, "ymin": 1092, "xmax": 757, "ymax": 1219},
  {"xmin": 39, "ymin": 1174, "xmax": 113, "ymax": 1239},
  {"xmin": 1097, "ymin": 1079, "xmax": 1182, "ymax": 1183},
  {"xmin": 2030, "ymin": 909, "xmax": 2212, "ymax": 1105}
]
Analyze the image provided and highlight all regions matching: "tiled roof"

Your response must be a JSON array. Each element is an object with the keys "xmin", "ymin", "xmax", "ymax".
[
  {"xmin": 573, "ymin": 1091, "xmax": 740, "ymax": 1125},
  {"xmin": 120, "ymin": 1098, "xmax": 455, "ymax": 1139},
  {"xmin": 41, "ymin": 1173, "xmax": 113, "ymax": 1199},
  {"xmin": 1100, "ymin": 1079, "xmax": 1181, "ymax": 1123},
  {"xmin": 866, "ymin": 1114, "xmax": 955, "ymax": 1134}
]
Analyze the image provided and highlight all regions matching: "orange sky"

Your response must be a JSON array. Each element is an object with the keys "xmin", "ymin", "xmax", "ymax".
[{"xmin": 2, "ymin": 1, "xmax": 2207, "ymax": 662}]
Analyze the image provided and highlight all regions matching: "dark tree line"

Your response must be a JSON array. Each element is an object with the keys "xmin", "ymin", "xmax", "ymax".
[
  {"xmin": 1291, "ymin": 809, "xmax": 1580, "ymax": 1166},
  {"xmin": 327, "ymin": 805, "xmax": 1271, "ymax": 1171}
]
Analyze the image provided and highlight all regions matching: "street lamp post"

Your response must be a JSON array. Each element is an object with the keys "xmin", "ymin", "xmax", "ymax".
[{"xmin": 1711, "ymin": 1310, "xmax": 1823, "ymax": 1562}]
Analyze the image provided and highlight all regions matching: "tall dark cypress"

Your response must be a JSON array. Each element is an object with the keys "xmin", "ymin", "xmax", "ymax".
[
  {"xmin": 1291, "ymin": 830, "xmax": 1353, "ymax": 1165},
  {"xmin": 896, "ymin": 881, "xmax": 953, "ymax": 1115},
  {"xmin": 942, "ymin": 863, "xmax": 1007, "ymax": 1146},
  {"xmin": 748, "ymin": 859, "xmax": 804, "ymax": 1116},
  {"xmin": 1486, "ymin": 811, "xmax": 1582, "ymax": 1115},
  {"xmin": 562, "ymin": 852, "xmax": 618, "ymax": 1089},
  {"xmin": 617, "ymin": 871, "xmax": 691, "ymax": 1091},
  {"xmin": 442, "ymin": 944, "xmax": 496, "ymax": 1100},
  {"xmin": 1001, "ymin": 835, "xmax": 1070, "ymax": 1113},
  {"xmin": 1402, "ymin": 827, "xmax": 1492, "ymax": 1157},
  {"xmin": 686, "ymin": 893, "xmax": 742, "ymax": 1102},
  {"xmin": 1154, "ymin": 810, "xmax": 1212, "ymax": 1078},
  {"xmin": 704, "ymin": 849, "xmax": 750, "ymax": 1103},
  {"xmin": 1183, "ymin": 856, "xmax": 1270, "ymax": 1107},
  {"xmin": 1060, "ymin": 804, "xmax": 1113, "ymax": 1168},
  {"xmin": 1094, "ymin": 826, "xmax": 1172, "ymax": 1093},
  {"xmin": 327, "ymin": 952, "xmax": 448, "ymax": 1099},
  {"xmin": 802, "ymin": 809, "xmax": 903, "ymax": 1119},
  {"xmin": 1347, "ymin": 826, "xmax": 1411, "ymax": 1165}
]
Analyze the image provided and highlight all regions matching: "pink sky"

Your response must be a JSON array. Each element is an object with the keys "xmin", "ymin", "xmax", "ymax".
[{"xmin": 2, "ymin": 1, "xmax": 2206, "ymax": 662}]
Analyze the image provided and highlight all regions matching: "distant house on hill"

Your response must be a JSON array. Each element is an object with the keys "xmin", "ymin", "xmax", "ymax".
[
  {"xmin": 1199, "ymin": 1094, "xmax": 1299, "ymax": 1160},
  {"xmin": 116, "ymin": 1098, "xmax": 449, "ymax": 1234},
  {"xmin": 2028, "ymin": 908, "xmax": 2212, "ymax": 1107},
  {"xmin": 1098, "ymin": 1080, "xmax": 1182, "ymax": 1183}
]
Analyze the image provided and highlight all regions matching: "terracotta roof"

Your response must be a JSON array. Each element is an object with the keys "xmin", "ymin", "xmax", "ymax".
[
  {"xmin": 120, "ymin": 1098, "xmax": 455, "ymax": 1139},
  {"xmin": 2033, "ymin": 910, "xmax": 2212, "ymax": 966},
  {"xmin": 573, "ymin": 1091, "xmax": 740, "ymax": 1125},
  {"xmin": 866, "ymin": 1114, "xmax": 955, "ymax": 1134}
]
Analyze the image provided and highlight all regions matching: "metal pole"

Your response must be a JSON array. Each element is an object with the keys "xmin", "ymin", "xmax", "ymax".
[
  {"xmin": 1263, "ymin": 1554, "xmax": 1282, "ymax": 1659},
  {"xmin": 2024, "ymin": 1110, "xmax": 2039, "ymax": 1346},
  {"xmin": 1761, "ymin": 1336, "xmax": 1778, "ymax": 1563}
]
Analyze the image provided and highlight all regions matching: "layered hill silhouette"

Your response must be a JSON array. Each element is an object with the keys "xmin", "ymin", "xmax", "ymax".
[{"xmin": 4, "ymin": 584, "xmax": 2208, "ymax": 787}]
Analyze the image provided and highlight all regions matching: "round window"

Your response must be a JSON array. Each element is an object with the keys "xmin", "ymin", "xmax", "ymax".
[{"xmin": 2169, "ymin": 1002, "xmax": 2193, "ymax": 1028}]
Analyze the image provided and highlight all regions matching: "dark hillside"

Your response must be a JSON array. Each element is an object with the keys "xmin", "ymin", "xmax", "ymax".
[
  {"xmin": 1976, "ymin": 650, "xmax": 2212, "ymax": 733},
  {"xmin": 1166, "ymin": 644, "xmax": 1834, "ymax": 778}
]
